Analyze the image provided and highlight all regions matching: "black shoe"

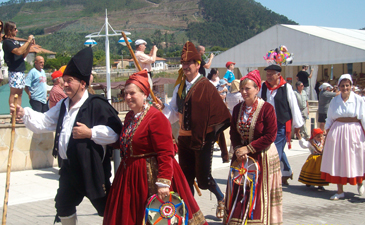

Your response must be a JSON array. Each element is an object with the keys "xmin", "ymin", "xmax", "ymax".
[
  {"xmin": 306, "ymin": 184, "xmax": 311, "ymax": 188},
  {"xmin": 317, "ymin": 186, "xmax": 325, "ymax": 191}
]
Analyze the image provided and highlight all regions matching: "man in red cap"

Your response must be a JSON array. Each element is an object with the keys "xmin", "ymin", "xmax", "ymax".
[
  {"xmin": 10, "ymin": 47, "xmax": 123, "ymax": 225},
  {"xmin": 224, "ymin": 61, "xmax": 236, "ymax": 90},
  {"xmin": 49, "ymin": 70, "xmax": 67, "ymax": 109},
  {"xmin": 154, "ymin": 41, "xmax": 231, "ymax": 219}
]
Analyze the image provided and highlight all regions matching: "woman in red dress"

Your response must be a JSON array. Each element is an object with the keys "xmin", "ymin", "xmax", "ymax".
[
  {"xmin": 224, "ymin": 70, "xmax": 283, "ymax": 225},
  {"xmin": 103, "ymin": 70, "xmax": 207, "ymax": 225}
]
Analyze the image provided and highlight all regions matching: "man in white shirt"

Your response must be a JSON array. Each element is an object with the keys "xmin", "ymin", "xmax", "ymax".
[
  {"xmin": 259, "ymin": 64, "xmax": 304, "ymax": 185},
  {"xmin": 134, "ymin": 39, "xmax": 158, "ymax": 76},
  {"xmin": 10, "ymin": 47, "xmax": 122, "ymax": 225}
]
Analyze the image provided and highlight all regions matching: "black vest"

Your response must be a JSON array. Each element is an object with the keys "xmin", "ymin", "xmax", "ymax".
[{"xmin": 261, "ymin": 83, "xmax": 292, "ymax": 124}]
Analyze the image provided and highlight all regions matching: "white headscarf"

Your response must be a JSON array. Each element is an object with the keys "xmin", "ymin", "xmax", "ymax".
[{"xmin": 337, "ymin": 74, "xmax": 353, "ymax": 86}]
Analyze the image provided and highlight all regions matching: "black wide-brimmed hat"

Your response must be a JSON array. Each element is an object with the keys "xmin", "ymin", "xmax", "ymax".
[{"xmin": 63, "ymin": 47, "xmax": 93, "ymax": 85}]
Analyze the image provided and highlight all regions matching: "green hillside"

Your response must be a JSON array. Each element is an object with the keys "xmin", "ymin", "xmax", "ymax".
[{"xmin": 0, "ymin": 0, "xmax": 297, "ymax": 54}]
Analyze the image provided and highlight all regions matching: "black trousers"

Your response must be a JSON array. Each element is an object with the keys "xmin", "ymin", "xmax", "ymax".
[
  {"xmin": 55, "ymin": 160, "xmax": 107, "ymax": 217},
  {"xmin": 177, "ymin": 132, "xmax": 216, "ymax": 190},
  {"xmin": 30, "ymin": 99, "xmax": 48, "ymax": 113}
]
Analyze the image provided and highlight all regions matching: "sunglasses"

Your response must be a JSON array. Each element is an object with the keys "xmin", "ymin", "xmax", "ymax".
[{"xmin": 13, "ymin": 28, "xmax": 17, "ymax": 31}]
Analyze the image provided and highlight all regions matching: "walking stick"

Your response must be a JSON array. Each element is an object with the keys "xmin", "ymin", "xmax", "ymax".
[
  {"xmin": 2, "ymin": 94, "xmax": 18, "ymax": 225},
  {"xmin": 121, "ymin": 33, "xmax": 202, "ymax": 196}
]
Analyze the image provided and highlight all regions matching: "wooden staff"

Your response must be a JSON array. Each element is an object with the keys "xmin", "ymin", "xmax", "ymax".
[
  {"xmin": 2, "ymin": 94, "xmax": 18, "ymax": 225},
  {"xmin": 121, "ymin": 32, "xmax": 202, "ymax": 196}
]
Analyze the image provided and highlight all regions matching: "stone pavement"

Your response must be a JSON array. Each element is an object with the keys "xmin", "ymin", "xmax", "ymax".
[{"xmin": 0, "ymin": 140, "xmax": 364, "ymax": 224}]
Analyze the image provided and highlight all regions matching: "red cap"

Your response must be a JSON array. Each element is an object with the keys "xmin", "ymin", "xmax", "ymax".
[
  {"xmin": 310, "ymin": 128, "xmax": 323, "ymax": 140},
  {"xmin": 51, "ymin": 71, "xmax": 63, "ymax": 80},
  {"xmin": 226, "ymin": 61, "xmax": 235, "ymax": 68},
  {"xmin": 240, "ymin": 70, "xmax": 261, "ymax": 90},
  {"xmin": 126, "ymin": 70, "xmax": 150, "ymax": 96}
]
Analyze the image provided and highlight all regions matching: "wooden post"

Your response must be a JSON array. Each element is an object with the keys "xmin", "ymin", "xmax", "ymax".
[{"xmin": 2, "ymin": 94, "xmax": 18, "ymax": 225}]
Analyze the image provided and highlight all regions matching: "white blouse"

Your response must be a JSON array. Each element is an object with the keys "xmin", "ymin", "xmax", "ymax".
[{"xmin": 325, "ymin": 91, "xmax": 365, "ymax": 129}]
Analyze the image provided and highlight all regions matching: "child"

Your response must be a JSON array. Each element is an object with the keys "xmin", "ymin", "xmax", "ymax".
[
  {"xmin": 218, "ymin": 79, "xmax": 228, "ymax": 102},
  {"xmin": 223, "ymin": 61, "xmax": 235, "ymax": 90},
  {"xmin": 298, "ymin": 128, "xmax": 329, "ymax": 191}
]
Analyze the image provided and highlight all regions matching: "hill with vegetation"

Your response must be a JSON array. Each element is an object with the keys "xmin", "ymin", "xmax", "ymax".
[{"xmin": 0, "ymin": 0, "xmax": 297, "ymax": 66}]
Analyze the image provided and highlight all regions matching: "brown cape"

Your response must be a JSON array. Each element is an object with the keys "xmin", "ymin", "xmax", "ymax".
[{"xmin": 182, "ymin": 77, "xmax": 231, "ymax": 150}]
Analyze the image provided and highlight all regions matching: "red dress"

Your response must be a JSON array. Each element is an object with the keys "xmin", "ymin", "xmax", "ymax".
[{"xmin": 103, "ymin": 106, "xmax": 207, "ymax": 225}]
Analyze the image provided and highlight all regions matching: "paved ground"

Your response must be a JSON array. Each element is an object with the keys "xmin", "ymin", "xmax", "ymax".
[{"xmin": 0, "ymin": 140, "xmax": 364, "ymax": 224}]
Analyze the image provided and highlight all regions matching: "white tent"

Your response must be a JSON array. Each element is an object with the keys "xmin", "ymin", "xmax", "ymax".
[
  {"xmin": 212, "ymin": 24, "xmax": 365, "ymax": 68},
  {"xmin": 211, "ymin": 24, "xmax": 365, "ymax": 99}
]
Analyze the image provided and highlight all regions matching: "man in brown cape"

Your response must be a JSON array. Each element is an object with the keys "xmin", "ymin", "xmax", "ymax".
[{"xmin": 154, "ymin": 42, "xmax": 231, "ymax": 219}]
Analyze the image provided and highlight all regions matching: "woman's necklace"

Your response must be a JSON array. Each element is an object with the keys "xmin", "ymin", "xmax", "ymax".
[
  {"xmin": 238, "ymin": 99, "xmax": 258, "ymax": 139},
  {"xmin": 120, "ymin": 104, "xmax": 149, "ymax": 155}
]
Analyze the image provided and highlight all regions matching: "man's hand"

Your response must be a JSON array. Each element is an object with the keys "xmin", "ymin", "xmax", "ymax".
[
  {"xmin": 152, "ymin": 97, "xmax": 164, "ymax": 110},
  {"xmin": 72, "ymin": 122, "xmax": 92, "ymax": 139},
  {"xmin": 153, "ymin": 45, "xmax": 158, "ymax": 52},
  {"xmin": 294, "ymin": 128, "xmax": 300, "ymax": 138},
  {"xmin": 27, "ymin": 35, "xmax": 34, "ymax": 43},
  {"xmin": 209, "ymin": 53, "xmax": 214, "ymax": 60},
  {"xmin": 9, "ymin": 103, "xmax": 25, "ymax": 122}
]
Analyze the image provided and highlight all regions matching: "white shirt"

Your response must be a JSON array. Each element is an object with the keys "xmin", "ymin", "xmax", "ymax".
[
  {"xmin": 23, "ymin": 90, "xmax": 118, "ymax": 159},
  {"xmin": 325, "ymin": 91, "xmax": 365, "ymax": 129},
  {"xmin": 258, "ymin": 83, "xmax": 304, "ymax": 128},
  {"xmin": 162, "ymin": 74, "xmax": 202, "ymax": 124},
  {"xmin": 135, "ymin": 50, "xmax": 154, "ymax": 72}
]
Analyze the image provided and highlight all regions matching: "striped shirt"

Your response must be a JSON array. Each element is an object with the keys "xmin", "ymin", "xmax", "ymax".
[{"xmin": 49, "ymin": 84, "xmax": 67, "ymax": 108}]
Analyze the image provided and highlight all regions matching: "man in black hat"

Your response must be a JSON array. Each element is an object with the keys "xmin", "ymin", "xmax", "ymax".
[
  {"xmin": 259, "ymin": 64, "xmax": 303, "ymax": 185},
  {"xmin": 10, "ymin": 47, "xmax": 122, "ymax": 225}
]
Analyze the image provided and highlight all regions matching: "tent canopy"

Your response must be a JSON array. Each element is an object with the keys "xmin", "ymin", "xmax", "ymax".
[{"xmin": 211, "ymin": 24, "xmax": 365, "ymax": 68}]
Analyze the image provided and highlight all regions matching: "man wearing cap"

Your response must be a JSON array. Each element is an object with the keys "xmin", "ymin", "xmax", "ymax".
[
  {"xmin": 259, "ymin": 64, "xmax": 304, "ymax": 185},
  {"xmin": 49, "ymin": 70, "xmax": 67, "ymax": 109},
  {"xmin": 135, "ymin": 39, "xmax": 158, "ymax": 75},
  {"xmin": 154, "ymin": 42, "xmax": 231, "ymax": 218},
  {"xmin": 24, "ymin": 56, "xmax": 48, "ymax": 112},
  {"xmin": 10, "ymin": 47, "xmax": 123, "ymax": 225},
  {"xmin": 197, "ymin": 45, "xmax": 214, "ymax": 77},
  {"xmin": 318, "ymin": 82, "xmax": 339, "ymax": 132},
  {"xmin": 224, "ymin": 61, "xmax": 235, "ymax": 90},
  {"xmin": 296, "ymin": 65, "xmax": 313, "ymax": 98}
]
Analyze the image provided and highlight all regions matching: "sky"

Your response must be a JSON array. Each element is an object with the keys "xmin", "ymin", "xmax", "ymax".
[
  {"xmin": 0, "ymin": 0, "xmax": 364, "ymax": 29},
  {"xmin": 255, "ymin": 0, "xmax": 365, "ymax": 29}
]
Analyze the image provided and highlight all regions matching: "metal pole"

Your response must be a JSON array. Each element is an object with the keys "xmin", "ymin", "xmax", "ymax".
[
  {"xmin": 105, "ymin": 9, "xmax": 111, "ymax": 104},
  {"xmin": 104, "ymin": 9, "xmax": 120, "ymax": 173}
]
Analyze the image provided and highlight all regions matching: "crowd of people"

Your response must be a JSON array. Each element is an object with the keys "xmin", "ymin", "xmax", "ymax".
[{"xmin": 1, "ymin": 19, "xmax": 364, "ymax": 225}]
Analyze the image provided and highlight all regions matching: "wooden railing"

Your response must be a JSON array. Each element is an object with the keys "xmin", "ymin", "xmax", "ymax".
[{"xmin": 111, "ymin": 101, "xmax": 130, "ymax": 112}]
